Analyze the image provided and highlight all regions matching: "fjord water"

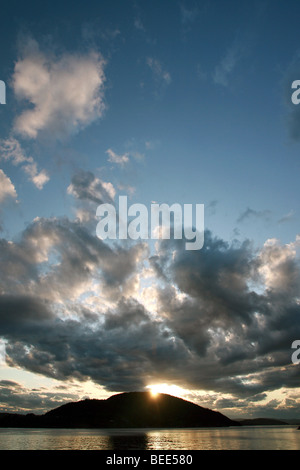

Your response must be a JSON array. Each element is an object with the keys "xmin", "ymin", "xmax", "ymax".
[{"xmin": 0, "ymin": 426, "xmax": 299, "ymax": 450}]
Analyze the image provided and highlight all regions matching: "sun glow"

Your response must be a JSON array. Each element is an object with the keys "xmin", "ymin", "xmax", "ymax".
[{"xmin": 146, "ymin": 383, "xmax": 187, "ymax": 399}]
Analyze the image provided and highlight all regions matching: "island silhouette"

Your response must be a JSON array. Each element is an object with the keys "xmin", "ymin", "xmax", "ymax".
[{"xmin": 0, "ymin": 391, "xmax": 241, "ymax": 428}]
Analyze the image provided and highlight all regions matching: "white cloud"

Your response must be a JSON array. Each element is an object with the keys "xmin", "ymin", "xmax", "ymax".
[
  {"xmin": 106, "ymin": 148, "xmax": 129, "ymax": 166},
  {"xmin": 0, "ymin": 137, "xmax": 49, "ymax": 189},
  {"xmin": 12, "ymin": 37, "xmax": 106, "ymax": 139},
  {"xmin": 258, "ymin": 236, "xmax": 300, "ymax": 292},
  {"xmin": 118, "ymin": 184, "xmax": 136, "ymax": 196},
  {"xmin": 101, "ymin": 181, "xmax": 116, "ymax": 200},
  {"xmin": 0, "ymin": 169, "xmax": 18, "ymax": 204},
  {"xmin": 23, "ymin": 162, "xmax": 50, "ymax": 190},
  {"xmin": 0, "ymin": 137, "xmax": 32, "ymax": 165}
]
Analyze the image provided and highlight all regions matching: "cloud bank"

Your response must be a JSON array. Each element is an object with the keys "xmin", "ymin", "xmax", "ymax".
[{"xmin": 0, "ymin": 175, "xmax": 300, "ymax": 414}]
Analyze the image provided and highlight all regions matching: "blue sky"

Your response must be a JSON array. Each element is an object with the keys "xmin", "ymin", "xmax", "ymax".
[{"xmin": 1, "ymin": 0, "xmax": 300, "ymax": 420}]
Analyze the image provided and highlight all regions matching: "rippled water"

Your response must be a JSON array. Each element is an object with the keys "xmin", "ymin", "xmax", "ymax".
[{"xmin": 0, "ymin": 426, "xmax": 299, "ymax": 450}]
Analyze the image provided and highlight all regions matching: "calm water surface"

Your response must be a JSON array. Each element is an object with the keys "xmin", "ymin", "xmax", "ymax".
[{"xmin": 0, "ymin": 426, "xmax": 299, "ymax": 450}]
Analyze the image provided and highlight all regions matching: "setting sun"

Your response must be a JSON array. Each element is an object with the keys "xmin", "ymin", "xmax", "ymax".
[{"xmin": 149, "ymin": 390, "xmax": 159, "ymax": 398}]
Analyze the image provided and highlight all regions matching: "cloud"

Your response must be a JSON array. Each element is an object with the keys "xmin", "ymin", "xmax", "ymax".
[
  {"xmin": 106, "ymin": 147, "xmax": 145, "ymax": 167},
  {"xmin": 0, "ymin": 169, "xmax": 17, "ymax": 204},
  {"xmin": 148, "ymin": 231, "xmax": 300, "ymax": 394},
  {"xmin": 117, "ymin": 183, "xmax": 136, "ymax": 196},
  {"xmin": 0, "ymin": 137, "xmax": 49, "ymax": 189},
  {"xmin": 0, "ymin": 203, "xmax": 174, "ymax": 391},
  {"xmin": 0, "ymin": 379, "xmax": 79, "ymax": 414},
  {"xmin": 179, "ymin": 3, "xmax": 198, "ymax": 29},
  {"xmin": 67, "ymin": 169, "xmax": 116, "ymax": 205},
  {"xmin": 278, "ymin": 210, "xmax": 295, "ymax": 224},
  {"xmin": 147, "ymin": 57, "xmax": 171, "ymax": 86},
  {"xmin": 0, "ymin": 169, "xmax": 18, "ymax": 230},
  {"xmin": 212, "ymin": 30, "xmax": 255, "ymax": 88},
  {"xmin": 0, "ymin": 36, "xmax": 106, "ymax": 193},
  {"xmin": 12, "ymin": 37, "xmax": 106, "ymax": 140},
  {"xmin": 23, "ymin": 162, "xmax": 50, "ymax": 190},
  {"xmin": 237, "ymin": 207, "xmax": 272, "ymax": 224},
  {"xmin": 257, "ymin": 236, "xmax": 300, "ymax": 294},
  {"xmin": 213, "ymin": 43, "xmax": 242, "ymax": 87},
  {"xmin": 132, "ymin": 0, "xmax": 146, "ymax": 32},
  {"xmin": 134, "ymin": 17, "xmax": 145, "ymax": 32},
  {"xmin": 0, "ymin": 295, "xmax": 53, "ymax": 329},
  {"xmin": 206, "ymin": 199, "xmax": 218, "ymax": 215},
  {"xmin": 0, "ymin": 211, "xmax": 148, "ymax": 304},
  {"xmin": 0, "ymin": 137, "xmax": 31, "ymax": 165},
  {"xmin": 0, "ymin": 218, "xmax": 178, "ymax": 390},
  {"xmin": 1, "ymin": 296, "xmax": 185, "ymax": 391},
  {"xmin": 106, "ymin": 148, "xmax": 129, "ymax": 166},
  {"xmin": 67, "ymin": 169, "xmax": 116, "ymax": 225},
  {"xmin": 1, "ymin": 173, "xmax": 300, "ymax": 406}
]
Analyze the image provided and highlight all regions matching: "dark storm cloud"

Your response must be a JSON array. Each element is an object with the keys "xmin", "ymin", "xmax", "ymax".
[
  {"xmin": 1, "ymin": 295, "xmax": 188, "ymax": 392},
  {"xmin": 157, "ymin": 231, "xmax": 259, "ymax": 327},
  {"xmin": 151, "ymin": 231, "xmax": 300, "ymax": 394},
  {"xmin": 0, "ymin": 295, "xmax": 53, "ymax": 333}
]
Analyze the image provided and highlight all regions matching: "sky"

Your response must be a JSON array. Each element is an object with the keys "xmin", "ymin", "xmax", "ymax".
[{"xmin": 1, "ymin": 0, "xmax": 300, "ymax": 420}]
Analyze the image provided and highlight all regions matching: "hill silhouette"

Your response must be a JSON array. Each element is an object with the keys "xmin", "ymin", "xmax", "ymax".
[
  {"xmin": 238, "ymin": 418, "xmax": 288, "ymax": 426},
  {"xmin": 0, "ymin": 391, "xmax": 239, "ymax": 428}
]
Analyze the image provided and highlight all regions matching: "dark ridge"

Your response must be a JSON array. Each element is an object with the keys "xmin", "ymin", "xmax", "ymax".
[
  {"xmin": 0, "ymin": 392, "xmax": 240, "ymax": 428},
  {"xmin": 238, "ymin": 418, "xmax": 289, "ymax": 426}
]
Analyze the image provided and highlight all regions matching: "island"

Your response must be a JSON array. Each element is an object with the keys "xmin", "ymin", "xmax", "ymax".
[{"xmin": 0, "ymin": 391, "xmax": 240, "ymax": 429}]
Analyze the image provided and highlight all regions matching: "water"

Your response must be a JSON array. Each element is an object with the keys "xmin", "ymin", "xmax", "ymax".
[{"xmin": 0, "ymin": 426, "xmax": 299, "ymax": 450}]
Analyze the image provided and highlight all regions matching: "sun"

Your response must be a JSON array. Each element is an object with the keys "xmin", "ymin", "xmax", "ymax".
[{"xmin": 149, "ymin": 390, "xmax": 159, "ymax": 398}]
